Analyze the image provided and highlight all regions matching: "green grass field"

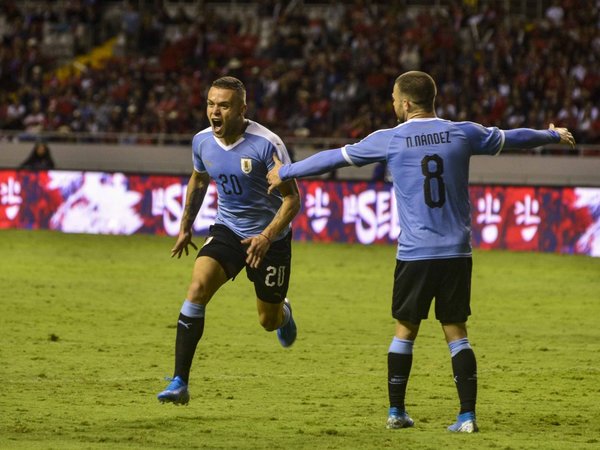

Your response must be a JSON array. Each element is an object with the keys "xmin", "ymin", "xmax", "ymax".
[{"xmin": 1, "ymin": 229, "xmax": 599, "ymax": 450}]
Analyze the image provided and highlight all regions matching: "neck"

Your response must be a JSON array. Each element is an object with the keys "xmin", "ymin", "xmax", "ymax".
[
  {"xmin": 221, "ymin": 134, "xmax": 242, "ymax": 145},
  {"xmin": 407, "ymin": 110, "xmax": 436, "ymax": 120},
  {"xmin": 220, "ymin": 119, "xmax": 248, "ymax": 145}
]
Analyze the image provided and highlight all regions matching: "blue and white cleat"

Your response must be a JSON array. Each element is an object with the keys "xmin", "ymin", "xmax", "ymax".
[
  {"xmin": 277, "ymin": 299, "xmax": 297, "ymax": 347},
  {"xmin": 157, "ymin": 376, "xmax": 190, "ymax": 405},
  {"xmin": 386, "ymin": 407, "xmax": 414, "ymax": 429},
  {"xmin": 448, "ymin": 411, "xmax": 479, "ymax": 433}
]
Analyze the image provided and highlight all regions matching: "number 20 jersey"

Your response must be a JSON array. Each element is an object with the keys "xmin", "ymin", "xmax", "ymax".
[
  {"xmin": 192, "ymin": 120, "xmax": 293, "ymax": 240},
  {"xmin": 343, "ymin": 117, "xmax": 505, "ymax": 261}
]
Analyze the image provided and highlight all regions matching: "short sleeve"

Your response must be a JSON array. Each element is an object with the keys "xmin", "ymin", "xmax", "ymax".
[
  {"xmin": 342, "ymin": 129, "xmax": 391, "ymax": 166},
  {"xmin": 267, "ymin": 134, "xmax": 292, "ymax": 169},
  {"xmin": 459, "ymin": 122, "xmax": 505, "ymax": 156},
  {"xmin": 192, "ymin": 134, "xmax": 207, "ymax": 172}
]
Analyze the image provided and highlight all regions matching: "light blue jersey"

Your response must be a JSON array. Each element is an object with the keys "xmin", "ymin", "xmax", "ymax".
[
  {"xmin": 279, "ymin": 118, "xmax": 559, "ymax": 259},
  {"xmin": 342, "ymin": 118, "xmax": 505, "ymax": 260},
  {"xmin": 192, "ymin": 120, "xmax": 293, "ymax": 240}
]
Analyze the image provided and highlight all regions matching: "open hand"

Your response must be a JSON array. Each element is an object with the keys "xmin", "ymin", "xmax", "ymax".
[
  {"xmin": 549, "ymin": 123, "xmax": 576, "ymax": 149},
  {"xmin": 267, "ymin": 154, "xmax": 284, "ymax": 194},
  {"xmin": 241, "ymin": 234, "xmax": 271, "ymax": 268},
  {"xmin": 171, "ymin": 230, "xmax": 198, "ymax": 258}
]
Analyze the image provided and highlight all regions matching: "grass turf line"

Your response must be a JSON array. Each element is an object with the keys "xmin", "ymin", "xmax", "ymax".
[{"xmin": 1, "ymin": 229, "xmax": 599, "ymax": 449}]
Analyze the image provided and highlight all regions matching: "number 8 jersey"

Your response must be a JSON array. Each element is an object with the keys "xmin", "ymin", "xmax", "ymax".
[
  {"xmin": 192, "ymin": 120, "xmax": 293, "ymax": 241},
  {"xmin": 342, "ymin": 118, "xmax": 504, "ymax": 260}
]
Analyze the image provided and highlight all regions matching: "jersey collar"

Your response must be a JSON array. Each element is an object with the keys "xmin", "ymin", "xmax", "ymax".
[{"xmin": 214, "ymin": 136, "xmax": 246, "ymax": 151}]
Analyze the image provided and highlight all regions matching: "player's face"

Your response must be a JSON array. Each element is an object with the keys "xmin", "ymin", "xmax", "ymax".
[
  {"xmin": 392, "ymin": 84, "xmax": 407, "ymax": 123},
  {"xmin": 207, "ymin": 87, "xmax": 247, "ymax": 142}
]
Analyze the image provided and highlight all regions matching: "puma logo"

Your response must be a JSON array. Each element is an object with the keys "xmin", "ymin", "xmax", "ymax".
[{"xmin": 178, "ymin": 320, "xmax": 192, "ymax": 329}]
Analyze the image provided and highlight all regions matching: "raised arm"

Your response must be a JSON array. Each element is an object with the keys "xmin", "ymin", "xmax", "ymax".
[
  {"xmin": 171, "ymin": 170, "xmax": 210, "ymax": 258},
  {"xmin": 504, "ymin": 124, "xmax": 575, "ymax": 149},
  {"xmin": 267, "ymin": 148, "xmax": 350, "ymax": 193}
]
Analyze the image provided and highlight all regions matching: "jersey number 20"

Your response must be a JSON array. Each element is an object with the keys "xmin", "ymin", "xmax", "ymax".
[
  {"xmin": 421, "ymin": 154, "xmax": 446, "ymax": 208},
  {"xmin": 218, "ymin": 174, "xmax": 243, "ymax": 195}
]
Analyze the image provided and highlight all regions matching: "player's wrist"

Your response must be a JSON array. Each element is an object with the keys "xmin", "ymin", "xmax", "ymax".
[
  {"xmin": 548, "ymin": 129, "xmax": 560, "ymax": 141},
  {"xmin": 279, "ymin": 164, "xmax": 289, "ymax": 181},
  {"xmin": 180, "ymin": 226, "xmax": 193, "ymax": 235},
  {"xmin": 259, "ymin": 233, "xmax": 272, "ymax": 244}
]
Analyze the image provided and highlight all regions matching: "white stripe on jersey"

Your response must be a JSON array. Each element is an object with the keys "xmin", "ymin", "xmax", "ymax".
[
  {"xmin": 341, "ymin": 146, "xmax": 356, "ymax": 166},
  {"xmin": 495, "ymin": 129, "xmax": 505, "ymax": 155},
  {"xmin": 245, "ymin": 121, "xmax": 292, "ymax": 164}
]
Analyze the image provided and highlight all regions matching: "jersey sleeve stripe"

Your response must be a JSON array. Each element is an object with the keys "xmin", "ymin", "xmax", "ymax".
[
  {"xmin": 495, "ymin": 129, "xmax": 505, "ymax": 155},
  {"xmin": 341, "ymin": 146, "xmax": 357, "ymax": 166}
]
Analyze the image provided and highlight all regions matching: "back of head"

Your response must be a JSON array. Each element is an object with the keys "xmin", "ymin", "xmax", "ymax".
[{"xmin": 395, "ymin": 71, "xmax": 437, "ymax": 112}]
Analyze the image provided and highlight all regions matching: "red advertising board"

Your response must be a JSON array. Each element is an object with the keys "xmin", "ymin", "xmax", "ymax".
[{"xmin": 1, "ymin": 170, "xmax": 598, "ymax": 257}]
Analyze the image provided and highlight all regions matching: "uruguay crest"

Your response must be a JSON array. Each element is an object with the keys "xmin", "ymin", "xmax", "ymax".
[{"xmin": 241, "ymin": 158, "xmax": 252, "ymax": 174}]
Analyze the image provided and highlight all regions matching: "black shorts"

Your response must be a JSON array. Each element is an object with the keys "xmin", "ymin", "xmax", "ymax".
[
  {"xmin": 392, "ymin": 257, "xmax": 472, "ymax": 324},
  {"xmin": 198, "ymin": 224, "xmax": 292, "ymax": 304}
]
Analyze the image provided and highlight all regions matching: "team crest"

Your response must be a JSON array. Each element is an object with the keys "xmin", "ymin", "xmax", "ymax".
[{"xmin": 241, "ymin": 158, "xmax": 252, "ymax": 174}]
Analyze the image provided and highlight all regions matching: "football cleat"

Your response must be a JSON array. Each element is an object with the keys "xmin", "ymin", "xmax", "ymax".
[
  {"xmin": 447, "ymin": 411, "xmax": 479, "ymax": 433},
  {"xmin": 277, "ymin": 299, "xmax": 297, "ymax": 347},
  {"xmin": 157, "ymin": 376, "xmax": 190, "ymax": 405},
  {"xmin": 386, "ymin": 407, "xmax": 415, "ymax": 429}
]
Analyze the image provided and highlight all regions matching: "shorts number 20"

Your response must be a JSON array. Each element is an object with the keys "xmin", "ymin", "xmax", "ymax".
[{"xmin": 265, "ymin": 265, "xmax": 286, "ymax": 287}]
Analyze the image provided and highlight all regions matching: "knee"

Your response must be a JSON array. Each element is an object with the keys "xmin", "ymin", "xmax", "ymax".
[{"xmin": 187, "ymin": 280, "xmax": 212, "ymax": 304}]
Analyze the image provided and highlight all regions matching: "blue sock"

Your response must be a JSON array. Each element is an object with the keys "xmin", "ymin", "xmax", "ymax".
[
  {"xmin": 389, "ymin": 337, "xmax": 414, "ymax": 354},
  {"xmin": 181, "ymin": 300, "xmax": 205, "ymax": 318},
  {"xmin": 448, "ymin": 337, "xmax": 471, "ymax": 357}
]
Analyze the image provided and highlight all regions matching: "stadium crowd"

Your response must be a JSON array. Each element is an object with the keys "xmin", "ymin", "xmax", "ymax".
[{"xmin": 1, "ymin": 0, "xmax": 599, "ymax": 145}]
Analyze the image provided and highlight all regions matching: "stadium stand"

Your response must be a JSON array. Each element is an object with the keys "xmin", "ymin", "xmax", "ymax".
[{"xmin": 1, "ymin": 0, "xmax": 598, "ymax": 147}]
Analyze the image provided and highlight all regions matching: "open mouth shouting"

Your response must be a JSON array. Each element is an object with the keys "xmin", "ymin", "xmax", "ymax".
[{"xmin": 211, "ymin": 117, "xmax": 224, "ymax": 135}]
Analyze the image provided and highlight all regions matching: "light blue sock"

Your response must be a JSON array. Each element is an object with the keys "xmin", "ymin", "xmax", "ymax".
[
  {"xmin": 448, "ymin": 337, "xmax": 472, "ymax": 357},
  {"xmin": 388, "ymin": 337, "xmax": 414, "ymax": 354},
  {"xmin": 180, "ymin": 300, "xmax": 205, "ymax": 318}
]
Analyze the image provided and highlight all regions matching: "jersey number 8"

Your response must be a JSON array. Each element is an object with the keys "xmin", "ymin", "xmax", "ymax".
[{"xmin": 421, "ymin": 154, "xmax": 446, "ymax": 208}]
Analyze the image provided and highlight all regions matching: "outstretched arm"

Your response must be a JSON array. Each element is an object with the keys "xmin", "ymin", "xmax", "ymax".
[
  {"xmin": 171, "ymin": 170, "xmax": 210, "ymax": 258},
  {"xmin": 267, "ymin": 148, "xmax": 350, "ymax": 193},
  {"xmin": 504, "ymin": 124, "xmax": 575, "ymax": 149}
]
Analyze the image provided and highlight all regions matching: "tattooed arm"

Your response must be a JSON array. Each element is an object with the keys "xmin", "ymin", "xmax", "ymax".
[{"xmin": 171, "ymin": 170, "xmax": 210, "ymax": 258}]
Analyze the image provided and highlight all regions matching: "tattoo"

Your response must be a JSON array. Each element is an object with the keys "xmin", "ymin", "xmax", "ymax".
[{"xmin": 181, "ymin": 185, "xmax": 206, "ymax": 231}]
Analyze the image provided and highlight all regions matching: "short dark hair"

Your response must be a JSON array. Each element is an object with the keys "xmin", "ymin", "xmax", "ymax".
[
  {"xmin": 395, "ymin": 71, "xmax": 437, "ymax": 111},
  {"xmin": 211, "ymin": 76, "xmax": 246, "ymax": 103}
]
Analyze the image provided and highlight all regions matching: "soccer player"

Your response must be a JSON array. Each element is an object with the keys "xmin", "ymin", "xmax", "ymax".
[
  {"xmin": 267, "ymin": 71, "xmax": 575, "ymax": 432},
  {"xmin": 157, "ymin": 76, "xmax": 301, "ymax": 405}
]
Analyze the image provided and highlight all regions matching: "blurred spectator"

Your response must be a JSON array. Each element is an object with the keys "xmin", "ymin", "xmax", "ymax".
[
  {"xmin": 22, "ymin": 99, "xmax": 46, "ymax": 136},
  {"xmin": 19, "ymin": 140, "xmax": 55, "ymax": 170},
  {"xmin": 0, "ymin": 0, "xmax": 599, "ymax": 145},
  {"xmin": 545, "ymin": 0, "xmax": 564, "ymax": 25}
]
